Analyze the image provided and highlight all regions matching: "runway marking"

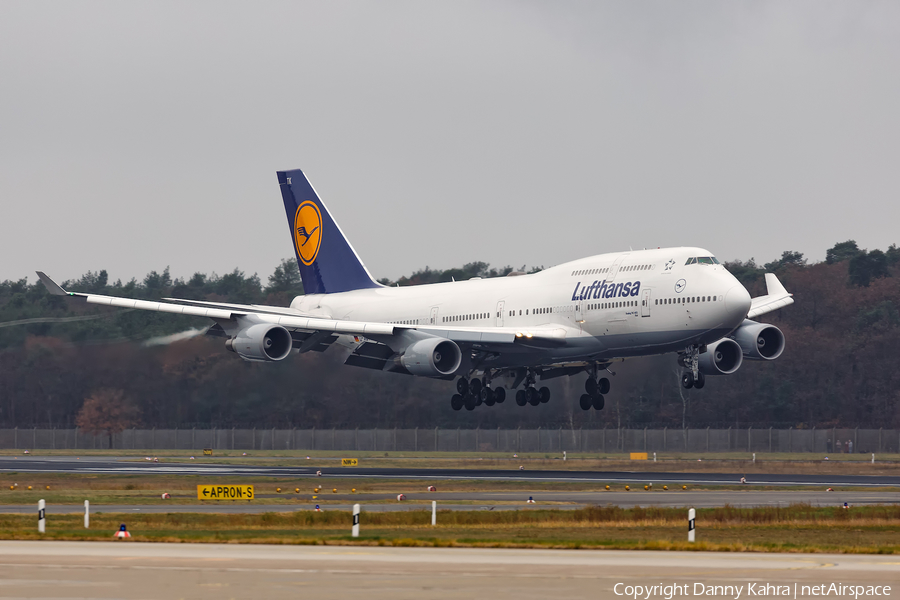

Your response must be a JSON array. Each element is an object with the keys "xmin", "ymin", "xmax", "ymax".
[{"xmin": 0, "ymin": 562, "xmax": 611, "ymax": 580}]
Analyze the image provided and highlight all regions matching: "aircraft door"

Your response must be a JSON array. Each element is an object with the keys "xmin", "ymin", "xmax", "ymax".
[
  {"xmin": 575, "ymin": 299, "xmax": 584, "ymax": 323},
  {"xmin": 641, "ymin": 289, "xmax": 651, "ymax": 317},
  {"xmin": 496, "ymin": 301, "xmax": 505, "ymax": 327},
  {"xmin": 430, "ymin": 306, "xmax": 439, "ymax": 325}
]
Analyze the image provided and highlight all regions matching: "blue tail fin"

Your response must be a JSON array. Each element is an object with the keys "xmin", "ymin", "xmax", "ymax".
[{"xmin": 277, "ymin": 169, "xmax": 381, "ymax": 294}]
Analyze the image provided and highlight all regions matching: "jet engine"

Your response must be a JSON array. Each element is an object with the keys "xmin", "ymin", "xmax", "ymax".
[
  {"xmin": 399, "ymin": 337, "xmax": 462, "ymax": 377},
  {"xmin": 225, "ymin": 324, "xmax": 293, "ymax": 362},
  {"xmin": 731, "ymin": 319, "xmax": 785, "ymax": 361},
  {"xmin": 699, "ymin": 338, "xmax": 743, "ymax": 376}
]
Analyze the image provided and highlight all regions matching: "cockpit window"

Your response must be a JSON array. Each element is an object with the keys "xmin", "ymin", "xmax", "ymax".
[{"xmin": 686, "ymin": 256, "xmax": 720, "ymax": 265}]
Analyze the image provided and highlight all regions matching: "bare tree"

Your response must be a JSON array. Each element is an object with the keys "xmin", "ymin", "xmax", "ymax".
[{"xmin": 75, "ymin": 389, "xmax": 140, "ymax": 449}]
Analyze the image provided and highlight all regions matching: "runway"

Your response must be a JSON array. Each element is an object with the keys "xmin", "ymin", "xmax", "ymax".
[
  {"xmin": 3, "ymin": 457, "xmax": 899, "ymax": 487},
  {"xmin": 0, "ymin": 541, "xmax": 893, "ymax": 599},
  {"xmin": 1, "ymin": 489, "xmax": 897, "ymax": 514}
]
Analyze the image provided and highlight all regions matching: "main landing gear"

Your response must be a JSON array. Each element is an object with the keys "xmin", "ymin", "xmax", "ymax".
[
  {"xmin": 579, "ymin": 374, "xmax": 610, "ymax": 411},
  {"xmin": 450, "ymin": 374, "xmax": 506, "ymax": 411},
  {"xmin": 679, "ymin": 345, "xmax": 705, "ymax": 389},
  {"xmin": 453, "ymin": 369, "xmax": 551, "ymax": 411},
  {"xmin": 579, "ymin": 363, "xmax": 610, "ymax": 411},
  {"xmin": 513, "ymin": 369, "xmax": 550, "ymax": 407}
]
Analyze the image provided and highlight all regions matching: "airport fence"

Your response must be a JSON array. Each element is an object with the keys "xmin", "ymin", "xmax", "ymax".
[{"xmin": 0, "ymin": 427, "xmax": 897, "ymax": 454}]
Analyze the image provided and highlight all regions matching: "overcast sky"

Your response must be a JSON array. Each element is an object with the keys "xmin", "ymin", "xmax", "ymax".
[{"xmin": 1, "ymin": 1, "xmax": 898, "ymax": 285}]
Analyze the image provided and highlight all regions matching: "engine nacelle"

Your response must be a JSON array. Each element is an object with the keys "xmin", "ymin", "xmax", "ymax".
[
  {"xmin": 699, "ymin": 338, "xmax": 743, "ymax": 376},
  {"xmin": 399, "ymin": 337, "xmax": 462, "ymax": 377},
  {"xmin": 731, "ymin": 319, "xmax": 785, "ymax": 361},
  {"xmin": 225, "ymin": 324, "xmax": 293, "ymax": 362}
]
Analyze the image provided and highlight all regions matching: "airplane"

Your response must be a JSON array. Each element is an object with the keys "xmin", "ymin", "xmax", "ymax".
[{"xmin": 37, "ymin": 168, "xmax": 794, "ymax": 412}]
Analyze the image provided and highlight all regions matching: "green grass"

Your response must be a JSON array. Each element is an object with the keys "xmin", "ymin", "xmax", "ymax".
[
  {"xmin": 2, "ymin": 505, "xmax": 898, "ymax": 553},
  {"xmin": 1, "ymin": 472, "xmax": 896, "ymax": 506}
]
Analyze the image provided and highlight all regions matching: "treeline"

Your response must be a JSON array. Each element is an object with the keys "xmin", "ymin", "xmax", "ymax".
[{"xmin": 0, "ymin": 241, "xmax": 898, "ymax": 429}]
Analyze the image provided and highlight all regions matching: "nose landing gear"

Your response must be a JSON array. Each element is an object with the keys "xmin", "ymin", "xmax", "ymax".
[{"xmin": 679, "ymin": 345, "xmax": 705, "ymax": 389}]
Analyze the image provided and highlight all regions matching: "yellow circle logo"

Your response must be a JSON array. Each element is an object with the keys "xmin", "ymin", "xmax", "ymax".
[{"xmin": 293, "ymin": 201, "xmax": 322, "ymax": 266}]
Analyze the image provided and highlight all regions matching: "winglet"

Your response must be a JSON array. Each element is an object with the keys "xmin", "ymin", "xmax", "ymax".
[
  {"xmin": 747, "ymin": 273, "xmax": 794, "ymax": 319},
  {"xmin": 764, "ymin": 273, "xmax": 790, "ymax": 298},
  {"xmin": 35, "ymin": 271, "xmax": 69, "ymax": 296}
]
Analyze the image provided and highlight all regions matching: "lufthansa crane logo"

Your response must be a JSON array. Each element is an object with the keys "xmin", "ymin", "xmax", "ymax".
[
  {"xmin": 675, "ymin": 279, "xmax": 686, "ymax": 293},
  {"xmin": 293, "ymin": 201, "xmax": 322, "ymax": 265}
]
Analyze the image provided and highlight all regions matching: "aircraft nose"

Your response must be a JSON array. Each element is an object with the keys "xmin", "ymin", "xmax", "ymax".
[{"xmin": 724, "ymin": 285, "xmax": 751, "ymax": 320}]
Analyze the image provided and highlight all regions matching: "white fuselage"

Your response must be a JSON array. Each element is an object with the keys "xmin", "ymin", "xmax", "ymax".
[{"xmin": 290, "ymin": 247, "xmax": 751, "ymax": 368}]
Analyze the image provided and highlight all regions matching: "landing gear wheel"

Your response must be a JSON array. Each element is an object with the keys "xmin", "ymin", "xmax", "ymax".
[
  {"xmin": 464, "ymin": 395, "xmax": 477, "ymax": 411},
  {"xmin": 598, "ymin": 377, "xmax": 610, "ymax": 395},
  {"xmin": 456, "ymin": 377, "xmax": 469, "ymax": 395},
  {"xmin": 539, "ymin": 387, "xmax": 551, "ymax": 403},
  {"xmin": 526, "ymin": 387, "xmax": 540, "ymax": 406},
  {"xmin": 592, "ymin": 394, "xmax": 605, "ymax": 410},
  {"xmin": 481, "ymin": 387, "xmax": 495, "ymax": 406},
  {"xmin": 693, "ymin": 372, "xmax": 705, "ymax": 389},
  {"xmin": 681, "ymin": 372, "xmax": 694, "ymax": 389},
  {"xmin": 450, "ymin": 394, "xmax": 463, "ymax": 411},
  {"xmin": 579, "ymin": 394, "xmax": 593, "ymax": 411},
  {"xmin": 585, "ymin": 378, "xmax": 598, "ymax": 395},
  {"xmin": 494, "ymin": 388, "xmax": 506, "ymax": 404},
  {"xmin": 515, "ymin": 390, "xmax": 527, "ymax": 406},
  {"xmin": 469, "ymin": 378, "xmax": 483, "ymax": 397}
]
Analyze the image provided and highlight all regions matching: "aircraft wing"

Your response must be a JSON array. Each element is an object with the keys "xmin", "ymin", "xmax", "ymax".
[
  {"xmin": 36, "ymin": 272, "xmax": 394, "ymax": 336},
  {"xmin": 747, "ymin": 273, "xmax": 794, "ymax": 319},
  {"xmin": 36, "ymin": 272, "xmax": 571, "ymax": 348}
]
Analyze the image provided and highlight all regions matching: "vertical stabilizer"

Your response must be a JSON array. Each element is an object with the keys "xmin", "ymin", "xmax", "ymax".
[{"xmin": 276, "ymin": 169, "xmax": 381, "ymax": 294}]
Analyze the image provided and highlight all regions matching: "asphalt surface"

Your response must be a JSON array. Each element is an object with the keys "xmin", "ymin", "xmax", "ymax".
[
  {"xmin": 0, "ymin": 542, "xmax": 894, "ymax": 599},
  {"xmin": 3, "ymin": 456, "xmax": 900, "ymax": 487}
]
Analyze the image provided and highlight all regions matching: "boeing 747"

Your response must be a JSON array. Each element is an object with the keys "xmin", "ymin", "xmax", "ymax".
[{"xmin": 38, "ymin": 169, "xmax": 793, "ymax": 411}]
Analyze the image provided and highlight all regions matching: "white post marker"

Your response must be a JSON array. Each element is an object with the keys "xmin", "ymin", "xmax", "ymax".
[
  {"xmin": 352, "ymin": 503, "xmax": 360, "ymax": 538},
  {"xmin": 753, "ymin": 453, "xmax": 756, "ymax": 463},
  {"xmin": 653, "ymin": 452, "xmax": 657, "ymax": 462},
  {"xmin": 563, "ymin": 451, "xmax": 566, "ymax": 461},
  {"xmin": 872, "ymin": 453, "xmax": 875, "ymax": 464},
  {"xmin": 432, "ymin": 500, "xmax": 437, "ymax": 526},
  {"xmin": 84, "ymin": 500, "xmax": 90, "ymax": 529},
  {"xmin": 38, "ymin": 499, "xmax": 45, "ymax": 533},
  {"xmin": 688, "ymin": 508, "xmax": 695, "ymax": 543}
]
